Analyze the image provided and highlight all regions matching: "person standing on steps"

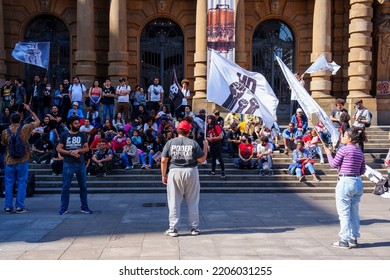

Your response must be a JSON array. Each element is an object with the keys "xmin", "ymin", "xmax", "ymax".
[
  {"xmin": 324, "ymin": 127, "xmax": 366, "ymax": 249},
  {"xmin": 56, "ymin": 115, "xmax": 92, "ymax": 215},
  {"xmin": 1, "ymin": 104, "xmax": 40, "ymax": 213},
  {"xmin": 161, "ymin": 120, "xmax": 208, "ymax": 237}
]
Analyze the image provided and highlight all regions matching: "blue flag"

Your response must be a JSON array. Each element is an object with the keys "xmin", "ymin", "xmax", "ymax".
[{"xmin": 12, "ymin": 42, "xmax": 50, "ymax": 69}]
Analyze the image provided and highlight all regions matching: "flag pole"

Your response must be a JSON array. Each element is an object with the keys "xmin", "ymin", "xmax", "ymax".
[{"xmin": 204, "ymin": 99, "xmax": 208, "ymax": 140}]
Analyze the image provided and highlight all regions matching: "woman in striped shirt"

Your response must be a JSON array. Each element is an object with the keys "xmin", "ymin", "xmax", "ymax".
[{"xmin": 324, "ymin": 127, "xmax": 367, "ymax": 249}]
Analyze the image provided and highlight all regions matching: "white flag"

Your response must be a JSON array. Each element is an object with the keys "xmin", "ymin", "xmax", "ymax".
[
  {"xmin": 276, "ymin": 56, "xmax": 340, "ymax": 145},
  {"xmin": 12, "ymin": 42, "xmax": 50, "ymax": 69},
  {"xmin": 207, "ymin": 50, "xmax": 279, "ymax": 128},
  {"xmin": 304, "ymin": 53, "xmax": 340, "ymax": 76}
]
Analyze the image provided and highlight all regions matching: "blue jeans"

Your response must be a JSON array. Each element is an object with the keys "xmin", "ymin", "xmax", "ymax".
[
  {"xmin": 102, "ymin": 104, "xmax": 114, "ymax": 122},
  {"xmin": 76, "ymin": 101, "xmax": 84, "ymax": 111},
  {"xmin": 258, "ymin": 155, "xmax": 273, "ymax": 169},
  {"xmin": 91, "ymin": 96, "xmax": 100, "ymax": 111},
  {"xmin": 61, "ymin": 161, "xmax": 89, "ymax": 211},
  {"xmin": 295, "ymin": 162, "xmax": 315, "ymax": 176},
  {"xmin": 4, "ymin": 161, "xmax": 29, "ymax": 210},
  {"xmin": 335, "ymin": 176, "xmax": 363, "ymax": 242}
]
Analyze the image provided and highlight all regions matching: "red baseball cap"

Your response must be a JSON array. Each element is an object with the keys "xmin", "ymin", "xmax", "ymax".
[{"xmin": 177, "ymin": 121, "xmax": 191, "ymax": 132}]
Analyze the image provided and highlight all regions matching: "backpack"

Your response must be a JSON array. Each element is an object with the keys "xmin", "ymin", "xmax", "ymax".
[
  {"xmin": 365, "ymin": 110, "xmax": 372, "ymax": 128},
  {"xmin": 6, "ymin": 125, "xmax": 26, "ymax": 159}
]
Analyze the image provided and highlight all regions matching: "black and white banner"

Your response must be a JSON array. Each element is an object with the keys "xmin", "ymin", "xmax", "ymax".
[{"xmin": 207, "ymin": 50, "xmax": 279, "ymax": 128}]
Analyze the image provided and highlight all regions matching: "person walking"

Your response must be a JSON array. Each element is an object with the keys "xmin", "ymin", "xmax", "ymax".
[
  {"xmin": 324, "ymin": 127, "xmax": 367, "ymax": 249},
  {"xmin": 1, "ymin": 104, "xmax": 40, "ymax": 213},
  {"xmin": 161, "ymin": 120, "xmax": 208, "ymax": 237},
  {"xmin": 56, "ymin": 115, "xmax": 92, "ymax": 215}
]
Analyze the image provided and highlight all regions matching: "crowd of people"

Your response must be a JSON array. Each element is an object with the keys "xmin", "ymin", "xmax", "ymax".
[
  {"xmin": 0, "ymin": 75, "xmax": 374, "ymax": 183},
  {"xmin": 0, "ymin": 74, "xmax": 384, "ymax": 248}
]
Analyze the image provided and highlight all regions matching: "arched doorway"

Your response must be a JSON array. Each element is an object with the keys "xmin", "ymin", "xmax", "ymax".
[
  {"xmin": 24, "ymin": 15, "xmax": 70, "ymax": 88},
  {"xmin": 252, "ymin": 20, "xmax": 295, "ymax": 122},
  {"xmin": 140, "ymin": 19, "xmax": 184, "ymax": 104}
]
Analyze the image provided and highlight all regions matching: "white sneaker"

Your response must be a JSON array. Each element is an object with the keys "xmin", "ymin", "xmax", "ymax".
[
  {"xmin": 201, "ymin": 160, "xmax": 207, "ymax": 165},
  {"xmin": 320, "ymin": 159, "xmax": 324, "ymax": 164},
  {"xmin": 164, "ymin": 228, "xmax": 178, "ymax": 237}
]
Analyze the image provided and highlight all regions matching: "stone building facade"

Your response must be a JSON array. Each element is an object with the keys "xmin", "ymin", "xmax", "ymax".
[{"xmin": 0, "ymin": 0, "xmax": 389, "ymax": 124}]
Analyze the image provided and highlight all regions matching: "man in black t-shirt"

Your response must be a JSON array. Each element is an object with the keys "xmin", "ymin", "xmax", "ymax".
[
  {"xmin": 56, "ymin": 116, "xmax": 92, "ymax": 215},
  {"xmin": 161, "ymin": 120, "xmax": 208, "ymax": 237},
  {"xmin": 1, "ymin": 78, "xmax": 16, "ymax": 110}
]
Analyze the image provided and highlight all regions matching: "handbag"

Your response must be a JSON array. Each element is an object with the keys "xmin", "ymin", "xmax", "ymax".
[{"xmin": 372, "ymin": 178, "xmax": 389, "ymax": 195}]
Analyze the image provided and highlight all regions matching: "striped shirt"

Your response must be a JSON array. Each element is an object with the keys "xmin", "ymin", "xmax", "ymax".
[{"xmin": 327, "ymin": 144, "xmax": 366, "ymax": 175}]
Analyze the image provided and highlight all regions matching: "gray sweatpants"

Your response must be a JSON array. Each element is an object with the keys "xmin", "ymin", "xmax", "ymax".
[{"xmin": 167, "ymin": 167, "xmax": 200, "ymax": 230}]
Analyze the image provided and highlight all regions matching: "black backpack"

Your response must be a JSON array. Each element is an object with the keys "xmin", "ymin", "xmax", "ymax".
[
  {"xmin": 6, "ymin": 125, "xmax": 26, "ymax": 159},
  {"xmin": 365, "ymin": 110, "xmax": 372, "ymax": 128}
]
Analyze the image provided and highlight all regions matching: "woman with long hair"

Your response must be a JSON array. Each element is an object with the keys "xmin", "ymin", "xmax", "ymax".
[
  {"xmin": 324, "ymin": 127, "xmax": 367, "ymax": 249},
  {"xmin": 88, "ymin": 80, "xmax": 102, "ymax": 111},
  {"xmin": 206, "ymin": 115, "xmax": 225, "ymax": 178}
]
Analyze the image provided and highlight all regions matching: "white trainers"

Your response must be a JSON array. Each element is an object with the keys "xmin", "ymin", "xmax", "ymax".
[
  {"xmin": 191, "ymin": 228, "xmax": 201, "ymax": 236},
  {"xmin": 164, "ymin": 228, "xmax": 178, "ymax": 237}
]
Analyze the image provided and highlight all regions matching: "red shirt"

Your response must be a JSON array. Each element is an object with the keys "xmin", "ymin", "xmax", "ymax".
[
  {"xmin": 207, "ymin": 125, "xmax": 222, "ymax": 142},
  {"xmin": 238, "ymin": 143, "xmax": 254, "ymax": 159}
]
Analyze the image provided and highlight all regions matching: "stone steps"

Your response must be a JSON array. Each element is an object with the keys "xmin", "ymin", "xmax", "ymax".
[{"xmin": 28, "ymin": 126, "xmax": 390, "ymax": 194}]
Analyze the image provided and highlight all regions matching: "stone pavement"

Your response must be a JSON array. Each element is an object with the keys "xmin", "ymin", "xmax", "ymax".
[{"xmin": 0, "ymin": 192, "xmax": 390, "ymax": 260}]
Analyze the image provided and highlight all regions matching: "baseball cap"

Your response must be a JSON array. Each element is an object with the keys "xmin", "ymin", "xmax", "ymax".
[
  {"xmin": 199, "ymin": 109, "xmax": 206, "ymax": 114},
  {"xmin": 177, "ymin": 121, "xmax": 192, "ymax": 132},
  {"xmin": 119, "ymin": 77, "xmax": 126, "ymax": 82},
  {"xmin": 296, "ymin": 108, "xmax": 303, "ymax": 113},
  {"xmin": 72, "ymin": 102, "xmax": 79, "ymax": 107},
  {"xmin": 354, "ymin": 99, "xmax": 363, "ymax": 104}
]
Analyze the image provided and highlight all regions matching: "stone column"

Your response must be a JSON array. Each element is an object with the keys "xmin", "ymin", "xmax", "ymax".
[
  {"xmin": 235, "ymin": 0, "xmax": 246, "ymax": 68},
  {"xmin": 74, "ymin": 0, "xmax": 96, "ymax": 86},
  {"xmin": 347, "ymin": 0, "xmax": 373, "ymax": 99},
  {"xmin": 108, "ymin": 0, "xmax": 129, "ymax": 82},
  {"xmin": 0, "ymin": 0, "xmax": 6, "ymax": 84},
  {"xmin": 346, "ymin": 0, "xmax": 375, "ymax": 123},
  {"xmin": 310, "ymin": 0, "xmax": 332, "ymax": 99},
  {"xmin": 193, "ymin": 0, "xmax": 207, "ymax": 113}
]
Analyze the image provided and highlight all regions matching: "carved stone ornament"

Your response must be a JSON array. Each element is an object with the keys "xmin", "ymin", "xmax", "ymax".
[
  {"xmin": 271, "ymin": 0, "xmax": 280, "ymax": 11},
  {"xmin": 157, "ymin": 0, "xmax": 166, "ymax": 11},
  {"xmin": 40, "ymin": 0, "xmax": 50, "ymax": 10}
]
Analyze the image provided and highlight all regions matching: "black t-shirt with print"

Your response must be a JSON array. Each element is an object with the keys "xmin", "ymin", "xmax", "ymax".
[{"xmin": 59, "ymin": 131, "xmax": 87, "ymax": 163}]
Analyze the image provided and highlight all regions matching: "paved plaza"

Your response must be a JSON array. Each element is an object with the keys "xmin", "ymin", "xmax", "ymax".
[{"xmin": 0, "ymin": 192, "xmax": 389, "ymax": 260}]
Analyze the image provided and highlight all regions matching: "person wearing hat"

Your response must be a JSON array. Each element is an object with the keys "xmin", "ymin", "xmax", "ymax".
[
  {"xmin": 291, "ymin": 108, "xmax": 308, "ymax": 134},
  {"xmin": 67, "ymin": 101, "xmax": 85, "ymax": 120},
  {"xmin": 353, "ymin": 100, "xmax": 371, "ymax": 129},
  {"xmin": 352, "ymin": 99, "xmax": 371, "ymax": 151},
  {"xmin": 161, "ymin": 120, "xmax": 208, "ymax": 237},
  {"xmin": 176, "ymin": 79, "xmax": 191, "ymax": 116}
]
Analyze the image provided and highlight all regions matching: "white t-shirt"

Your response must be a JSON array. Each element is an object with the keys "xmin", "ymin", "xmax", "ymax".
[
  {"xmin": 181, "ymin": 88, "xmax": 190, "ymax": 106},
  {"xmin": 148, "ymin": 84, "xmax": 164, "ymax": 102},
  {"xmin": 69, "ymin": 83, "xmax": 86, "ymax": 102},
  {"xmin": 116, "ymin": 85, "xmax": 130, "ymax": 103},
  {"xmin": 80, "ymin": 124, "xmax": 94, "ymax": 133}
]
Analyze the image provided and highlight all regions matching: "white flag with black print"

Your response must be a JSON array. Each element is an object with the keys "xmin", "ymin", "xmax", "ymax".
[{"xmin": 207, "ymin": 50, "xmax": 279, "ymax": 129}]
